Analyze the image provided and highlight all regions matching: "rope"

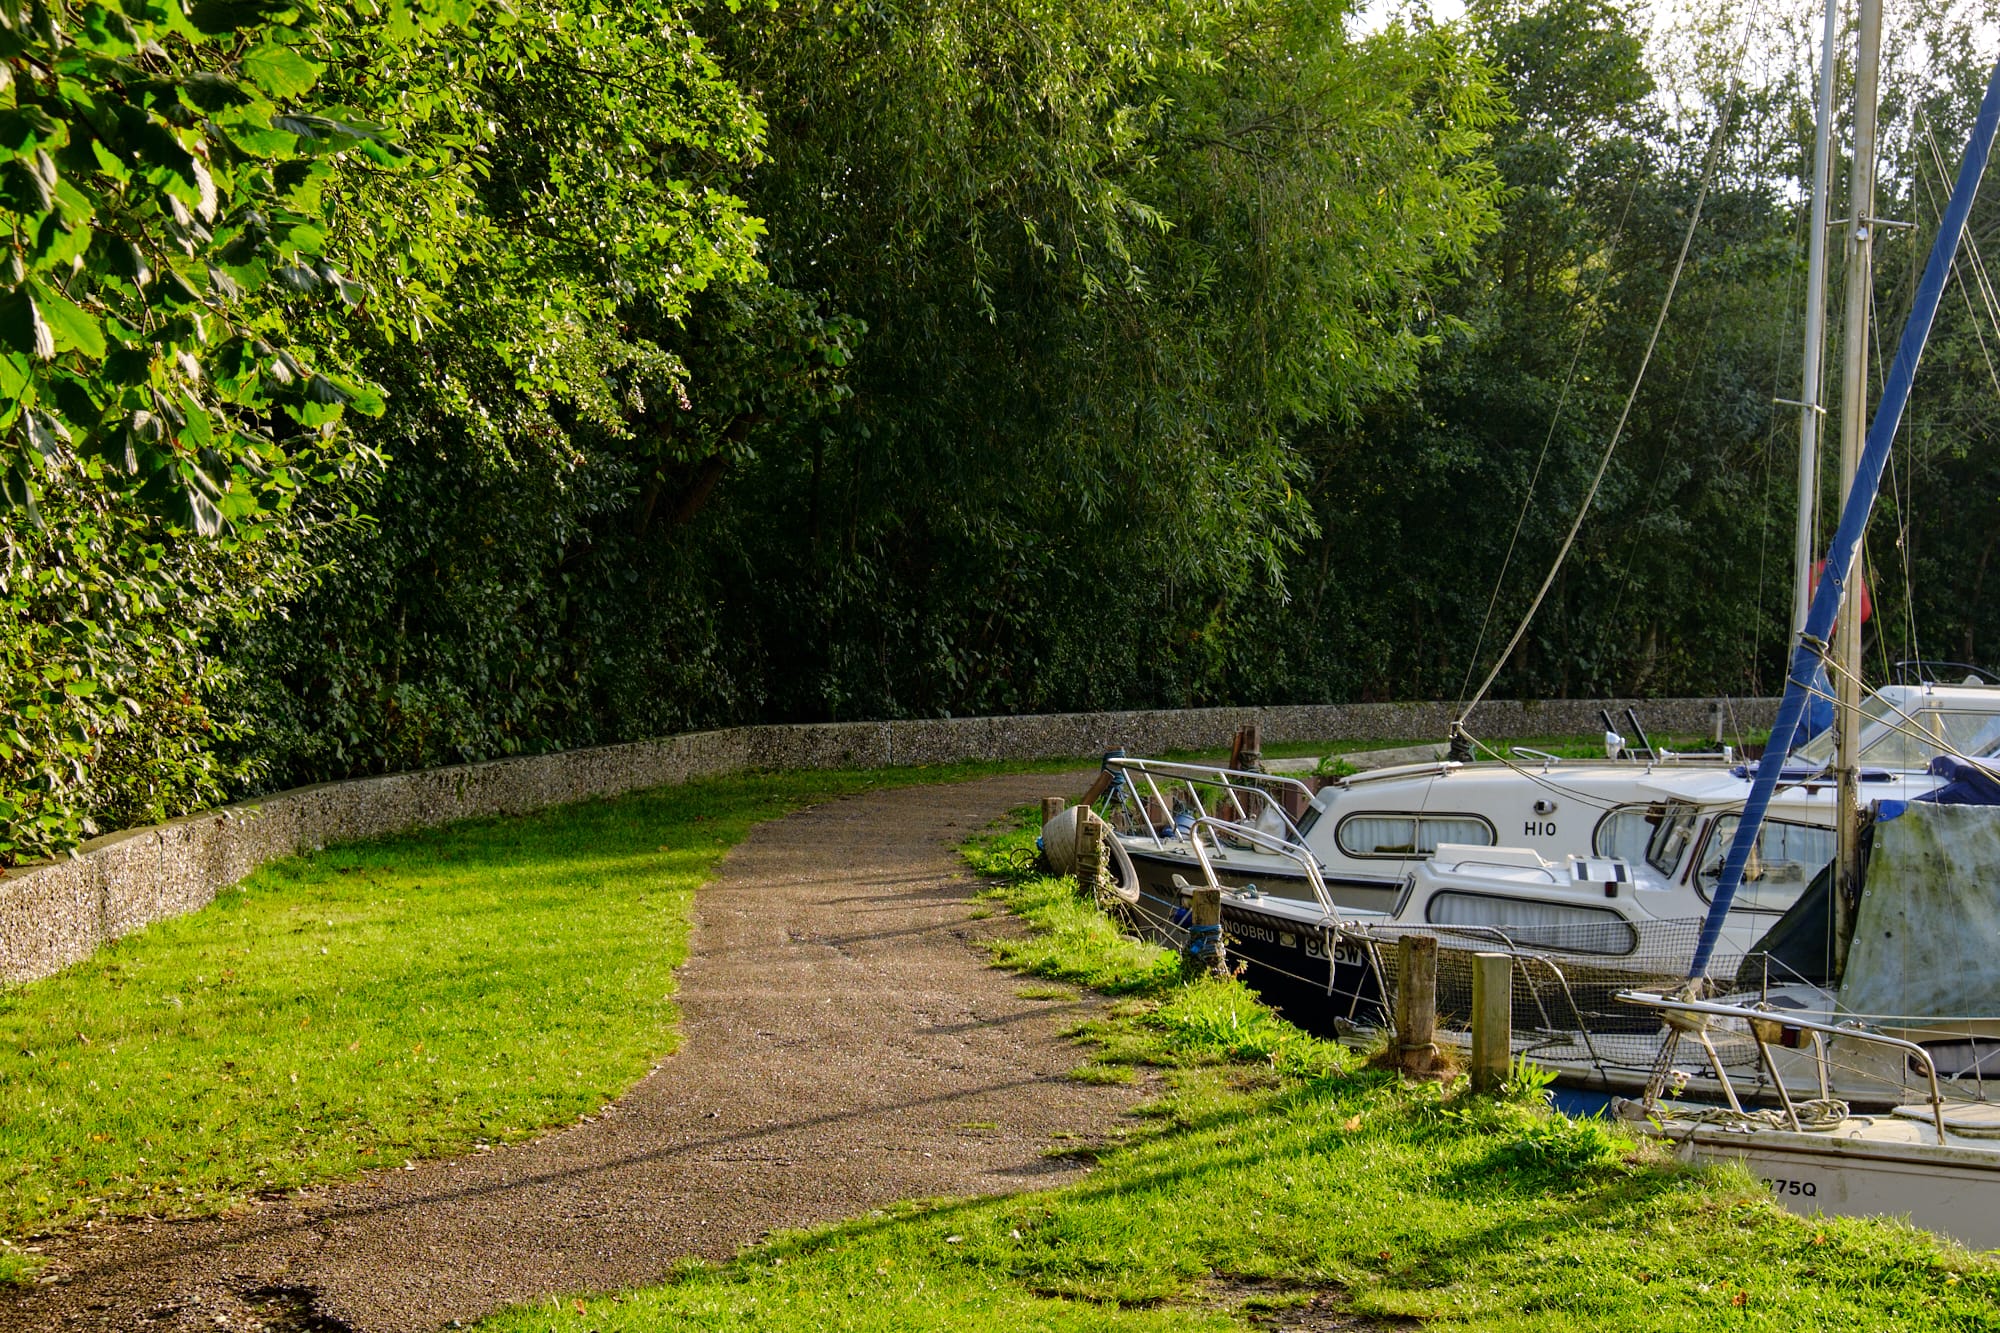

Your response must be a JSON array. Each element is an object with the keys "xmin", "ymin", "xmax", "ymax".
[
  {"xmin": 1455, "ymin": 175, "xmax": 1646, "ymax": 713},
  {"xmin": 1673, "ymin": 1097, "xmax": 1852, "ymax": 1132},
  {"xmin": 1453, "ymin": 728, "xmax": 1646, "ymax": 815},
  {"xmin": 1455, "ymin": 41, "xmax": 1754, "ymax": 731}
]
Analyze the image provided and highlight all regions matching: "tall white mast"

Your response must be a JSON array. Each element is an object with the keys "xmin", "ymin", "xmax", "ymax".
[
  {"xmin": 1834, "ymin": 0, "xmax": 1883, "ymax": 970},
  {"xmin": 1793, "ymin": 0, "xmax": 1843, "ymax": 636}
]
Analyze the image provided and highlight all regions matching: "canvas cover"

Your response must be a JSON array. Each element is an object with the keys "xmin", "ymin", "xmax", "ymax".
[
  {"xmin": 1842, "ymin": 802, "xmax": 2000, "ymax": 1020},
  {"xmin": 1734, "ymin": 857, "xmax": 1840, "ymax": 989},
  {"xmin": 1919, "ymin": 754, "xmax": 2000, "ymax": 807}
]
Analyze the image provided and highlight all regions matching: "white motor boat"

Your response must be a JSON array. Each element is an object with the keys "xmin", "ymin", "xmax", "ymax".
[{"xmin": 1051, "ymin": 684, "xmax": 2000, "ymax": 1034}]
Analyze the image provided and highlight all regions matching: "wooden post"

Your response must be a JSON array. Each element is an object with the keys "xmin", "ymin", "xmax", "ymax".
[
  {"xmin": 1183, "ymin": 887, "xmax": 1226, "ymax": 979},
  {"xmin": 1395, "ymin": 935, "xmax": 1438, "ymax": 1077},
  {"xmin": 1040, "ymin": 796, "xmax": 1067, "ymax": 825},
  {"xmin": 1470, "ymin": 951, "xmax": 1512, "ymax": 1094},
  {"xmin": 1241, "ymin": 723, "xmax": 1263, "ymax": 773},
  {"xmin": 1073, "ymin": 810, "xmax": 1106, "ymax": 904}
]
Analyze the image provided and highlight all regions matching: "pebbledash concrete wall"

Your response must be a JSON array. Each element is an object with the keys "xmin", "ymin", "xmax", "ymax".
[{"xmin": 0, "ymin": 695, "xmax": 1775, "ymax": 984}]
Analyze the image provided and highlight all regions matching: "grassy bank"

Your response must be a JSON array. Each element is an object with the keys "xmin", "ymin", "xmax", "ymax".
[
  {"xmin": 478, "ymin": 808, "xmax": 1997, "ymax": 1333},
  {"xmin": 0, "ymin": 760, "xmax": 1081, "ymax": 1281}
]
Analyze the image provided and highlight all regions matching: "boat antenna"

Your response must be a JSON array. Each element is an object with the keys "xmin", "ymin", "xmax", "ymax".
[{"xmin": 1686, "ymin": 51, "xmax": 2000, "ymax": 981}]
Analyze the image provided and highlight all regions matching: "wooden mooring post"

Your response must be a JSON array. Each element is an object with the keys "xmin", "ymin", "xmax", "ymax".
[
  {"xmin": 1182, "ymin": 886, "xmax": 1228, "ymax": 979},
  {"xmin": 1227, "ymin": 723, "xmax": 1264, "ymax": 774},
  {"xmin": 1040, "ymin": 796, "xmax": 1067, "ymax": 825},
  {"xmin": 1073, "ymin": 809, "xmax": 1107, "ymax": 904},
  {"xmin": 1394, "ymin": 934, "xmax": 1438, "ymax": 1077},
  {"xmin": 1470, "ymin": 951, "xmax": 1512, "ymax": 1094}
]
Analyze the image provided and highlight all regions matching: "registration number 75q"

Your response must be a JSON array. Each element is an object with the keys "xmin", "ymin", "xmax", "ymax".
[{"xmin": 1767, "ymin": 1177, "xmax": 1818, "ymax": 1198}]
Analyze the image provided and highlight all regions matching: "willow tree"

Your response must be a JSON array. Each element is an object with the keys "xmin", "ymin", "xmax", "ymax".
[{"xmin": 696, "ymin": 0, "xmax": 1506, "ymax": 717}]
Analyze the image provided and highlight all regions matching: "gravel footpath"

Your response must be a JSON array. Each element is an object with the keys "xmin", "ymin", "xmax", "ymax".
[{"xmin": 1, "ymin": 770, "xmax": 1141, "ymax": 1331}]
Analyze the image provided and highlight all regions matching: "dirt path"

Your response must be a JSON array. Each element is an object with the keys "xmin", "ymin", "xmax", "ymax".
[{"xmin": 1, "ymin": 771, "xmax": 1142, "ymax": 1332}]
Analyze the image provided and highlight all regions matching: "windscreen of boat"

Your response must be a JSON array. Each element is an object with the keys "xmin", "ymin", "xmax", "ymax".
[
  {"xmin": 1792, "ymin": 694, "xmax": 1904, "ymax": 766},
  {"xmin": 1641, "ymin": 803, "xmax": 1700, "ymax": 877},
  {"xmin": 1791, "ymin": 697, "xmax": 2000, "ymax": 767}
]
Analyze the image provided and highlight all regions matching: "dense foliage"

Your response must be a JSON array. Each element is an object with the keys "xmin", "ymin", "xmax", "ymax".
[{"xmin": 5, "ymin": 0, "xmax": 2000, "ymax": 855}]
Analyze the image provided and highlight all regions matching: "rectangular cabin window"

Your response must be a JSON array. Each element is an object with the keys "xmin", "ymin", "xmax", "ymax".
[
  {"xmin": 1696, "ymin": 816, "xmax": 1833, "ymax": 913},
  {"xmin": 1337, "ymin": 814, "xmax": 1494, "ymax": 858}
]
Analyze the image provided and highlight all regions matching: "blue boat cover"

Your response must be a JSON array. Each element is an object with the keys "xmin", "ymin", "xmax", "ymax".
[{"xmin": 1917, "ymin": 754, "xmax": 2000, "ymax": 807}]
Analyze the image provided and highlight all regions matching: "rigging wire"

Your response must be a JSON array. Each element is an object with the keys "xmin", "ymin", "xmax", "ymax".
[
  {"xmin": 1455, "ymin": 79, "xmax": 1748, "ymax": 735},
  {"xmin": 1602, "ymin": 309, "xmax": 1718, "ymax": 636},
  {"xmin": 1923, "ymin": 119, "xmax": 2000, "ymax": 357},
  {"xmin": 1923, "ymin": 122, "xmax": 2000, "ymax": 392},
  {"xmin": 1453, "ymin": 179, "xmax": 1647, "ymax": 713},
  {"xmin": 1884, "ymin": 188, "xmax": 1923, "ymax": 679}
]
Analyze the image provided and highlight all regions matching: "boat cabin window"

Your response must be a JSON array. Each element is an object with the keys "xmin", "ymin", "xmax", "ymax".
[
  {"xmin": 1794, "ymin": 694, "xmax": 1902, "ymax": 766},
  {"xmin": 1694, "ymin": 815, "xmax": 1833, "ymax": 913},
  {"xmin": 1335, "ymin": 813, "xmax": 1494, "ymax": 858},
  {"xmin": 1939, "ymin": 709, "xmax": 2000, "ymax": 759},
  {"xmin": 1641, "ymin": 803, "xmax": 1701, "ymax": 877},
  {"xmin": 1594, "ymin": 803, "xmax": 1668, "ymax": 866}
]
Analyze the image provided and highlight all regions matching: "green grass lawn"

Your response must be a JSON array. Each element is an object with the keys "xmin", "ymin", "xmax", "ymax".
[
  {"xmin": 474, "ymin": 808, "xmax": 1999, "ymax": 1333},
  {"xmin": 0, "ymin": 759, "xmax": 1081, "ymax": 1282}
]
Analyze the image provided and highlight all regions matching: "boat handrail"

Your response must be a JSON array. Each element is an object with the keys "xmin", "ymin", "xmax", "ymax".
[
  {"xmin": 1332, "ymin": 760, "xmax": 1462, "ymax": 786},
  {"xmin": 1105, "ymin": 755, "xmax": 1317, "ymax": 800},
  {"xmin": 1185, "ymin": 816, "xmax": 1339, "ymax": 919},
  {"xmin": 1618, "ymin": 990, "xmax": 1946, "ymax": 1137},
  {"xmin": 1104, "ymin": 756, "xmax": 1313, "ymax": 849},
  {"xmin": 1431, "ymin": 856, "xmax": 1564, "ymax": 885}
]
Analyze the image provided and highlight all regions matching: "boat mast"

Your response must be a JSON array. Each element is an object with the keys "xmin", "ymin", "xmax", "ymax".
[
  {"xmin": 1833, "ymin": 0, "xmax": 1884, "ymax": 976},
  {"xmin": 1689, "ymin": 49, "xmax": 2000, "ymax": 983},
  {"xmin": 1792, "ymin": 0, "xmax": 1842, "ymax": 637}
]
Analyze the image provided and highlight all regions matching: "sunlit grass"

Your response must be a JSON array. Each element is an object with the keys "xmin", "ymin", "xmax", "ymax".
[
  {"xmin": 0, "ymin": 760, "xmax": 1076, "ymax": 1255},
  {"xmin": 475, "ymin": 805, "xmax": 1999, "ymax": 1333}
]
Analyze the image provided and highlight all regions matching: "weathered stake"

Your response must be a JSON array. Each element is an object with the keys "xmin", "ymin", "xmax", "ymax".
[
  {"xmin": 1041, "ymin": 796, "xmax": 1067, "ymax": 825},
  {"xmin": 1395, "ymin": 934, "xmax": 1438, "ymax": 1077},
  {"xmin": 1074, "ymin": 809, "xmax": 1107, "ymax": 904},
  {"xmin": 1183, "ymin": 886, "xmax": 1227, "ymax": 979},
  {"xmin": 1470, "ymin": 951, "xmax": 1512, "ymax": 1094}
]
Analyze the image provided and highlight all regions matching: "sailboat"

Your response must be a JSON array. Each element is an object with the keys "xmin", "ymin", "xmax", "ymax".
[{"xmin": 1611, "ymin": 15, "xmax": 2000, "ymax": 1248}]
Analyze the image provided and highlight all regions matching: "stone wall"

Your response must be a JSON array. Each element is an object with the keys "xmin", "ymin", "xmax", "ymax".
[{"xmin": 0, "ymin": 696, "xmax": 1773, "ymax": 984}]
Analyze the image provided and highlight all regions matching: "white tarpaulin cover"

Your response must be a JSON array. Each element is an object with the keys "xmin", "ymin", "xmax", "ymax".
[{"xmin": 1843, "ymin": 802, "xmax": 2000, "ymax": 1020}]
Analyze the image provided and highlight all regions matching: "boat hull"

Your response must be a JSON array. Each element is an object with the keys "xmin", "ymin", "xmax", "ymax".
[
  {"xmin": 1670, "ymin": 1124, "xmax": 2000, "ymax": 1250},
  {"xmin": 1216, "ymin": 902, "xmax": 1386, "ymax": 1035}
]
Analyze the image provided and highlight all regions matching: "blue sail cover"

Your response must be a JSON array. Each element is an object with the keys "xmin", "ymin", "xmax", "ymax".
[
  {"xmin": 1918, "ymin": 755, "xmax": 2000, "ymax": 807},
  {"xmin": 1795, "ymin": 661, "xmax": 1836, "ymax": 750}
]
